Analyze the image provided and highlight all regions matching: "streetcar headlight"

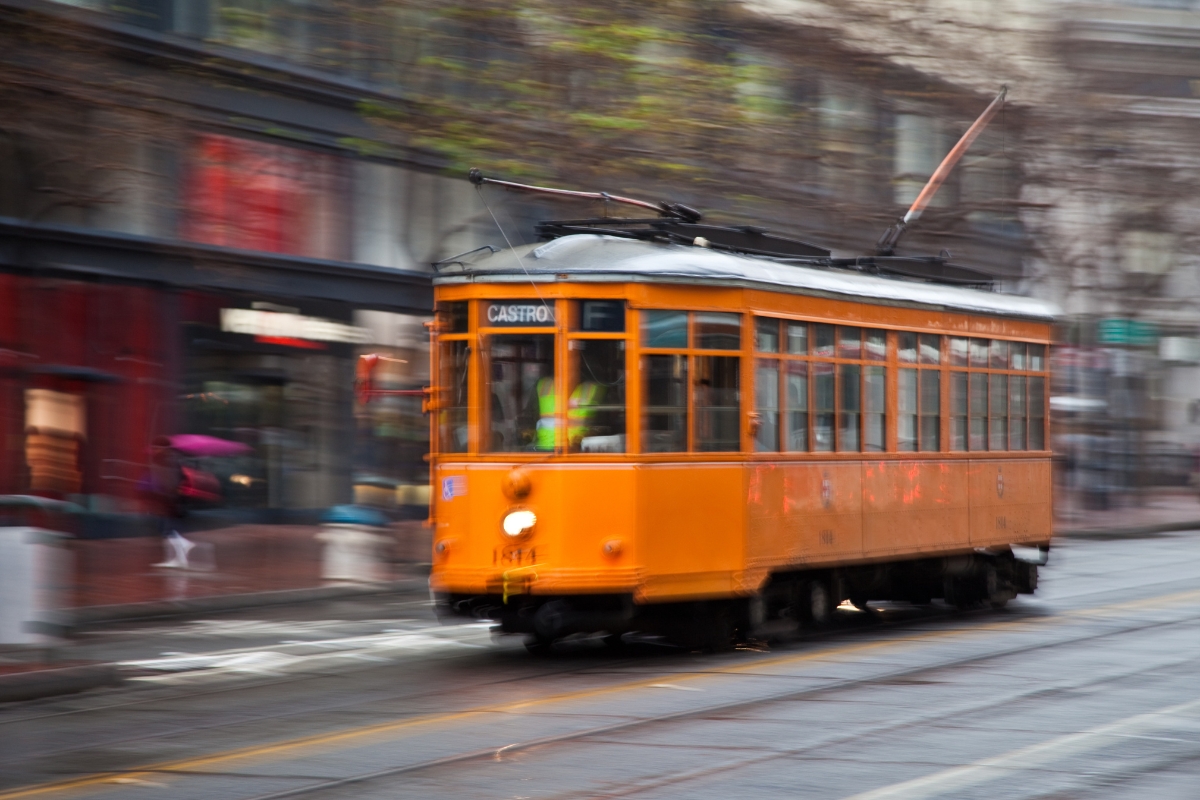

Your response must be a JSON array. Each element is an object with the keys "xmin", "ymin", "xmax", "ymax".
[{"xmin": 502, "ymin": 509, "xmax": 537, "ymax": 537}]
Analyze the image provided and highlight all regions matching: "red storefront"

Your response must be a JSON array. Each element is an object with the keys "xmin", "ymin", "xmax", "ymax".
[{"xmin": 0, "ymin": 274, "xmax": 176, "ymax": 508}]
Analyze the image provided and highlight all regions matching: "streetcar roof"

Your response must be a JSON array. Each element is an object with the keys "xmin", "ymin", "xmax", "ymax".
[{"xmin": 434, "ymin": 234, "xmax": 1058, "ymax": 322}]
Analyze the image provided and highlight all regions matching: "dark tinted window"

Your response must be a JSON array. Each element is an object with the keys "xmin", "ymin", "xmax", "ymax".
[{"xmin": 577, "ymin": 301, "xmax": 625, "ymax": 332}]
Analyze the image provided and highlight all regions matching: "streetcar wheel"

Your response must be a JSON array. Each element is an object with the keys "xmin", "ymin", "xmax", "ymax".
[
  {"xmin": 707, "ymin": 608, "xmax": 736, "ymax": 653},
  {"xmin": 985, "ymin": 564, "xmax": 1009, "ymax": 610},
  {"xmin": 809, "ymin": 580, "xmax": 833, "ymax": 626},
  {"xmin": 524, "ymin": 635, "xmax": 554, "ymax": 656},
  {"xmin": 602, "ymin": 633, "xmax": 627, "ymax": 652}
]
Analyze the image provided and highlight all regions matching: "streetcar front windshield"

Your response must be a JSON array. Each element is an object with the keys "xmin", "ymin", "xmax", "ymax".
[{"xmin": 485, "ymin": 334, "xmax": 555, "ymax": 452}]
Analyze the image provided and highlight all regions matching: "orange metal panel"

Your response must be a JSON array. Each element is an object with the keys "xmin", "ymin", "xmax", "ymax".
[
  {"xmin": 635, "ymin": 464, "xmax": 747, "ymax": 601},
  {"xmin": 430, "ymin": 464, "xmax": 640, "ymax": 596},
  {"xmin": 746, "ymin": 462, "xmax": 864, "ymax": 570},
  {"xmin": 968, "ymin": 459, "xmax": 1053, "ymax": 547},
  {"xmin": 861, "ymin": 460, "xmax": 970, "ymax": 558}
]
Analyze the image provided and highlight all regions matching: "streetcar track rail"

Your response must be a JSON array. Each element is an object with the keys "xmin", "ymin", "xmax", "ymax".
[
  {"xmin": 4, "ymin": 562, "xmax": 1194, "ymax": 732},
  {"xmin": 568, "ymin": 653, "xmax": 1200, "ymax": 800},
  {"xmin": 0, "ymin": 605, "xmax": 973, "ymax": 772},
  {"xmin": 6, "ymin": 592, "xmax": 1196, "ymax": 800},
  {"xmin": 229, "ymin": 609, "xmax": 1200, "ymax": 800},
  {"xmin": 0, "ymin": 597, "xmax": 967, "ymax": 730}
]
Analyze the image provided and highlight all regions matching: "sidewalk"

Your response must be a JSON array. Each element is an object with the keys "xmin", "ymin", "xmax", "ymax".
[
  {"xmin": 1, "ymin": 521, "xmax": 433, "ymax": 702},
  {"xmin": 1054, "ymin": 487, "xmax": 1200, "ymax": 538},
  {"xmin": 69, "ymin": 521, "xmax": 432, "ymax": 623}
]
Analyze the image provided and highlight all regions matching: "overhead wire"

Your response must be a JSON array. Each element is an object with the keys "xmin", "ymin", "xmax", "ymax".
[{"xmin": 476, "ymin": 186, "xmax": 553, "ymax": 315}]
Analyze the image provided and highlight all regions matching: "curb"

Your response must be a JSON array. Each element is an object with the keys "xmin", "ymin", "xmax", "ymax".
[
  {"xmin": 1056, "ymin": 519, "xmax": 1200, "ymax": 540},
  {"xmin": 0, "ymin": 664, "xmax": 122, "ymax": 703},
  {"xmin": 69, "ymin": 577, "xmax": 431, "ymax": 629}
]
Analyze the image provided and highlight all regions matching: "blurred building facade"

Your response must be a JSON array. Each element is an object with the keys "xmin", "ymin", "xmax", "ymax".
[
  {"xmin": 0, "ymin": 0, "xmax": 1037, "ymax": 522},
  {"xmin": 745, "ymin": 0, "xmax": 1200, "ymax": 503},
  {"xmin": 0, "ymin": 0, "xmax": 498, "ymax": 518},
  {"xmin": 9, "ymin": 0, "xmax": 1200, "ymax": 517}
]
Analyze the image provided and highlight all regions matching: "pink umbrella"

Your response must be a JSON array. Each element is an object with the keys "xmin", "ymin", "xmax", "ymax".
[{"xmin": 168, "ymin": 434, "xmax": 253, "ymax": 458}]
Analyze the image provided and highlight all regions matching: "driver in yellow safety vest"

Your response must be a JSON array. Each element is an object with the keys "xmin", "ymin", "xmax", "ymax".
[{"xmin": 536, "ymin": 377, "xmax": 601, "ymax": 450}]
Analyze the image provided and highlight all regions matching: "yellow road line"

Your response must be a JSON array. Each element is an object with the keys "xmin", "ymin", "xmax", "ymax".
[{"xmin": 4, "ymin": 587, "xmax": 1199, "ymax": 800}]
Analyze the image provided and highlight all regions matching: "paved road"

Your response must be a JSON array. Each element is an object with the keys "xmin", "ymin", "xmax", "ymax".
[{"xmin": 3, "ymin": 531, "xmax": 1200, "ymax": 799}]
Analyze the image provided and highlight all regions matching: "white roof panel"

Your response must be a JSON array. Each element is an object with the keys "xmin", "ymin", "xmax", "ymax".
[{"xmin": 434, "ymin": 235, "xmax": 1058, "ymax": 322}]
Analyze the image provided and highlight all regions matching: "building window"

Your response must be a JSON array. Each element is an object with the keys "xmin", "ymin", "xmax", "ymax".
[{"xmin": 182, "ymin": 133, "xmax": 348, "ymax": 261}]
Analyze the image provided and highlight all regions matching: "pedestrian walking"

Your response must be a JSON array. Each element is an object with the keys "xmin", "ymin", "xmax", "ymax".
[{"xmin": 141, "ymin": 436, "xmax": 195, "ymax": 569}]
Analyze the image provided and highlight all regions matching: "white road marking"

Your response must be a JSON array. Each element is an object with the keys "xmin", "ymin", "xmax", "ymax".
[
  {"xmin": 120, "ymin": 623, "xmax": 494, "ymax": 683},
  {"xmin": 842, "ymin": 695, "xmax": 1200, "ymax": 800}
]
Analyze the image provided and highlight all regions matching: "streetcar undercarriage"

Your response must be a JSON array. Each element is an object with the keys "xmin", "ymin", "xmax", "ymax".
[{"xmin": 433, "ymin": 548, "xmax": 1046, "ymax": 652}]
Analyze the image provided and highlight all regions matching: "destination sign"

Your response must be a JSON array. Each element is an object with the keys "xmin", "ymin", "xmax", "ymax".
[{"xmin": 485, "ymin": 302, "xmax": 556, "ymax": 327}]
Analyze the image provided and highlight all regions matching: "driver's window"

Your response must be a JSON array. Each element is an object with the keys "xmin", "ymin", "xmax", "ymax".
[
  {"xmin": 484, "ymin": 333, "xmax": 555, "ymax": 452},
  {"xmin": 567, "ymin": 301, "xmax": 626, "ymax": 453}
]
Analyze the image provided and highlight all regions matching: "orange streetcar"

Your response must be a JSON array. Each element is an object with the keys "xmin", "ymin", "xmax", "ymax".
[
  {"xmin": 430, "ymin": 97, "xmax": 1050, "ymax": 650},
  {"xmin": 426, "ymin": 199, "xmax": 1054, "ymax": 650}
]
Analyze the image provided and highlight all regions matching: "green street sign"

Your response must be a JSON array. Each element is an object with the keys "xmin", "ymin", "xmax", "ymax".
[{"xmin": 1098, "ymin": 318, "xmax": 1158, "ymax": 346}]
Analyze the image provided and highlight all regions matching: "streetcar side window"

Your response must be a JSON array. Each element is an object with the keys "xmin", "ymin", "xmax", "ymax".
[
  {"xmin": 695, "ymin": 355, "xmax": 740, "ymax": 451},
  {"xmin": 1029, "ymin": 375, "xmax": 1046, "ymax": 449},
  {"xmin": 754, "ymin": 317, "xmax": 808, "ymax": 452},
  {"xmin": 1009, "ymin": 375, "xmax": 1026, "ymax": 451},
  {"xmin": 755, "ymin": 318, "xmax": 780, "ymax": 353},
  {"xmin": 644, "ymin": 354, "xmax": 687, "ymax": 452},
  {"xmin": 947, "ymin": 338, "xmax": 1048, "ymax": 452},
  {"xmin": 950, "ymin": 372, "xmax": 968, "ymax": 451},
  {"xmin": 786, "ymin": 361, "xmax": 808, "ymax": 451},
  {"xmin": 697, "ymin": 313, "xmax": 741, "ymax": 350},
  {"xmin": 642, "ymin": 310, "xmax": 687, "ymax": 348},
  {"xmin": 643, "ymin": 310, "xmax": 741, "ymax": 453},
  {"xmin": 813, "ymin": 362, "xmax": 835, "ymax": 452},
  {"xmin": 864, "ymin": 365, "xmax": 886, "ymax": 452},
  {"xmin": 898, "ymin": 333, "xmax": 940, "ymax": 453},
  {"xmin": 755, "ymin": 357, "xmax": 780, "ymax": 452},
  {"xmin": 989, "ymin": 374, "xmax": 1008, "ymax": 450}
]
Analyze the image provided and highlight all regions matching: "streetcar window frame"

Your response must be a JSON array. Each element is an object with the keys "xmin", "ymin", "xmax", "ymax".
[
  {"xmin": 752, "ymin": 317, "xmax": 889, "ymax": 454},
  {"xmin": 566, "ymin": 301, "xmax": 629, "ymax": 454},
  {"xmin": 429, "ymin": 298, "xmax": 1050, "ymax": 459},
  {"xmin": 640, "ymin": 309, "xmax": 742, "ymax": 454},
  {"xmin": 948, "ymin": 336, "xmax": 1049, "ymax": 453}
]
